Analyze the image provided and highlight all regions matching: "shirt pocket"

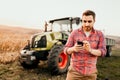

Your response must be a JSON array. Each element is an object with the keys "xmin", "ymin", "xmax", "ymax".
[{"xmin": 90, "ymin": 37, "xmax": 99, "ymax": 49}]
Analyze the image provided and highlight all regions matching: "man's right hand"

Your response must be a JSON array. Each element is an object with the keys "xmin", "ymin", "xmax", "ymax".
[
  {"xmin": 72, "ymin": 43, "xmax": 83, "ymax": 52},
  {"xmin": 67, "ymin": 43, "xmax": 83, "ymax": 54}
]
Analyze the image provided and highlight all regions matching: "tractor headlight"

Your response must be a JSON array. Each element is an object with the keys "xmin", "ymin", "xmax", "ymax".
[
  {"xmin": 20, "ymin": 50, "xmax": 33, "ymax": 56},
  {"xmin": 20, "ymin": 50, "xmax": 27, "ymax": 55}
]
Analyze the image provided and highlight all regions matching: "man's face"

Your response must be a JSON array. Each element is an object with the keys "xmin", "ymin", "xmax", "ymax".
[{"xmin": 82, "ymin": 15, "xmax": 95, "ymax": 32}]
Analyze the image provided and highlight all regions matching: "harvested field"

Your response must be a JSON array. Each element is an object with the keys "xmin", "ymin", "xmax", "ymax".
[{"xmin": 0, "ymin": 26, "xmax": 120, "ymax": 80}]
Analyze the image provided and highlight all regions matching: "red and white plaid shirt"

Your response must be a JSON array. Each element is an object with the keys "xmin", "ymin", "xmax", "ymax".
[{"xmin": 64, "ymin": 27, "xmax": 106, "ymax": 75}]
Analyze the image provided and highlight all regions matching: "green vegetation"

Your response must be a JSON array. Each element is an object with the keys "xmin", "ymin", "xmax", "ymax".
[{"xmin": 97, "ymin": 56, "xmax": 120, "ymax": 80}]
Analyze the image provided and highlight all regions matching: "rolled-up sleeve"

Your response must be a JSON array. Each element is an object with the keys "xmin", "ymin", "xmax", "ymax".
[
  {"xmin": 98, "ymin": 32, "xmax": 107, "ymax": 57},
  {"xmin": 64, "ymin": 31, "xmax": 75, "ymax": 54}
]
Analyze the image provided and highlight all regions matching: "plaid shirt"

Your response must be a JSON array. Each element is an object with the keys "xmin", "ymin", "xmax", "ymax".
[{"xmin": 64, "ymin": 27, "xmax": 106, "ymax": 75}]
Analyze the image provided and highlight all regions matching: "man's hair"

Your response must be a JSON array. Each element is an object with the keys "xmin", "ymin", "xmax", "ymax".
[{"xmin": 82, "ymin": 10, "xmax": 96, "ymax": 20}]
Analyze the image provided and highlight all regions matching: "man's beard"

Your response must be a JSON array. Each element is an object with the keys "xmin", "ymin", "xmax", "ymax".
[{"xmin": 85, "ymin": 26, "xmax": 92, "ymax": 32}]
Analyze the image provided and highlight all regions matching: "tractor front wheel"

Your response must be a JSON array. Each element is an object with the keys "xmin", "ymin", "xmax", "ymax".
[{"xmin": 48, "ymin": 44, "xmax": 70, "ymax": 75}]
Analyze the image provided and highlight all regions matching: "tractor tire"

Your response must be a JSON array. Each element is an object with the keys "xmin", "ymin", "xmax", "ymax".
[
  {"xmin": 20, "ymin": 59, "xmax": 39, "ymax": 69},
  {"xmin": 106, "ymin": 46, "xmax": 112, "ymax": 57},
  {"xmin": 48, "ymin": 44, "xmax": 70, "ymax": 75}
]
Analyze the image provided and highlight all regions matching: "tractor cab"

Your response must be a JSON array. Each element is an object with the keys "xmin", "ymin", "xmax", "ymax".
[{"xmin": 45, "ymin": 17, "xmax": 81, "ymax": 32}]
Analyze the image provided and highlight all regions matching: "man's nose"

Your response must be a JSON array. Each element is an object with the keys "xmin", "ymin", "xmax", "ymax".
[{"xmin": 85, "ymin": 22, "xmax": 90, "ymax": 26}]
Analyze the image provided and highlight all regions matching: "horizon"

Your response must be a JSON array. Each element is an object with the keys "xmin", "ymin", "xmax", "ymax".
[{"xmin": 0, "ymin": 24, "xmax": 120, "ymax": 38}]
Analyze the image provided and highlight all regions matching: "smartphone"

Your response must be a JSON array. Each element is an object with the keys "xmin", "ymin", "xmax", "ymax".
[{"xmin": 77, "ymin": 41, "xmax": 83, "ymax": 46}]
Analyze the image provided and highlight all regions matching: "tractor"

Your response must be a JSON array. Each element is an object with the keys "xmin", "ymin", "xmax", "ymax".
[{"xmin": 19, "ymin": 17, "xmax": 81, "ymax": 75}]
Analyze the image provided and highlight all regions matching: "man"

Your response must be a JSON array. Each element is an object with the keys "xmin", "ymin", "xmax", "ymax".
[{"xmin": 64, "ymin": 10, "xmax": 106, "ymax": 80}]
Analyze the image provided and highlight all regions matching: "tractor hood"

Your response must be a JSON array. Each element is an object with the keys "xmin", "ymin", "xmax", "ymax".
[{"xmin": 30, "ymin": 31, "xmax": 64, "ymax": 51}]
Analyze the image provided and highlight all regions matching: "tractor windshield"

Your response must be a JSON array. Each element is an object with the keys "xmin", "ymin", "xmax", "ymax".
[{"xmin": 47, "ymin": 17, "xmax": 81, "ymax": 32}]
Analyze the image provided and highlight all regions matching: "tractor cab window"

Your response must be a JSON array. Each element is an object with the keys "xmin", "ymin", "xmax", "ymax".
[
  {"xmin": 52, "ymin": 23, "xmax": 70, "ymax": 32},
  {"xmin": 72, "ymin": 23, "xmax": 80, "ymax": 30},
  {"xmin": 47, "ymin": 17, "xmax": 81, "ymax": 32},
  {"xmin": 51, "ymin": 20, "xmax": 80, "ymax": 32}
]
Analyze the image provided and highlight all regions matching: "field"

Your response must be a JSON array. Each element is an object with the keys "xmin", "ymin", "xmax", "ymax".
[
  {"xmin": 0, "ymin": 25, "xmax": 41, "ymax": 63},
  {"xmin": 0, "ymin": 25, "xmax": 120, "ymax": 80}
]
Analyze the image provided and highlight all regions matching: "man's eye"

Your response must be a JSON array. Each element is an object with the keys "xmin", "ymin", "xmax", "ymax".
[
  {"xmin": 82, "ymin": 20, "xmax": 92, "ymax": 23},
  {"xmin": 84, "ymin": 20, "xmax": 87, "ymax": 23},
  {"xmin": 88, "ymin": 21, "xmax": 92, "ymax": 23}
]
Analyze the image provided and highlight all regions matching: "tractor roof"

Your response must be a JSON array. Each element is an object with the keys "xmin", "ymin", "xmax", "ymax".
[{"xmin": 49, "ymin": 17, "xmax": 80, "ymax": 25}]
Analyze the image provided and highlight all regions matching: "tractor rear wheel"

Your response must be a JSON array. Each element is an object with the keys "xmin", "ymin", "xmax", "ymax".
[
  {"xmin": 48, "ymin": 44, "xmax": 70, "ymax": 75},
  {"xmin": 106, "ymin": 46, "xmax": 112, "ymax": 57}
]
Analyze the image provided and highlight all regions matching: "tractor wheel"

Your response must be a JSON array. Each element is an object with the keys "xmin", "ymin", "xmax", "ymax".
[
  {"xmin": 106, "ymin": 46, "xmax": 112, "ymax": 57},
  {"xmin": 48, "ymin": 44, "xmax": 70, "ymax": 75},
  {"xmin": 20, "ymin": 59, "xmax": 39, "ymax": 69}
]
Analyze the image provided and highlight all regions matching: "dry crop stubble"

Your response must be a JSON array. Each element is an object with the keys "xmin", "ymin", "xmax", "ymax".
[
  {"xmin": 0, "ymin": 26, "xmax": 40, "ymax": 63},
  {"xmin": 0, "ymin": 32, "xmax": 30, "ymax": 63}
]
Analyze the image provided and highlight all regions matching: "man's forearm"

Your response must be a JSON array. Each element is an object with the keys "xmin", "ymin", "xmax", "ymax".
[{"xmin": 89, "ymin": 49, "xmax": 101, "ymax": 56}]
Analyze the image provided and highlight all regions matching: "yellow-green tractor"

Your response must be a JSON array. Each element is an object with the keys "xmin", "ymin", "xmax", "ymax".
[{"xmin": 19, "ymin": 17, "xmax": 80, "ymax": 75}]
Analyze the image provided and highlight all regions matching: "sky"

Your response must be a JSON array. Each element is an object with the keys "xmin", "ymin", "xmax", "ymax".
[{"xmin": 0, "ymin": 0, "xmax": 120, "ymax": 36}]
